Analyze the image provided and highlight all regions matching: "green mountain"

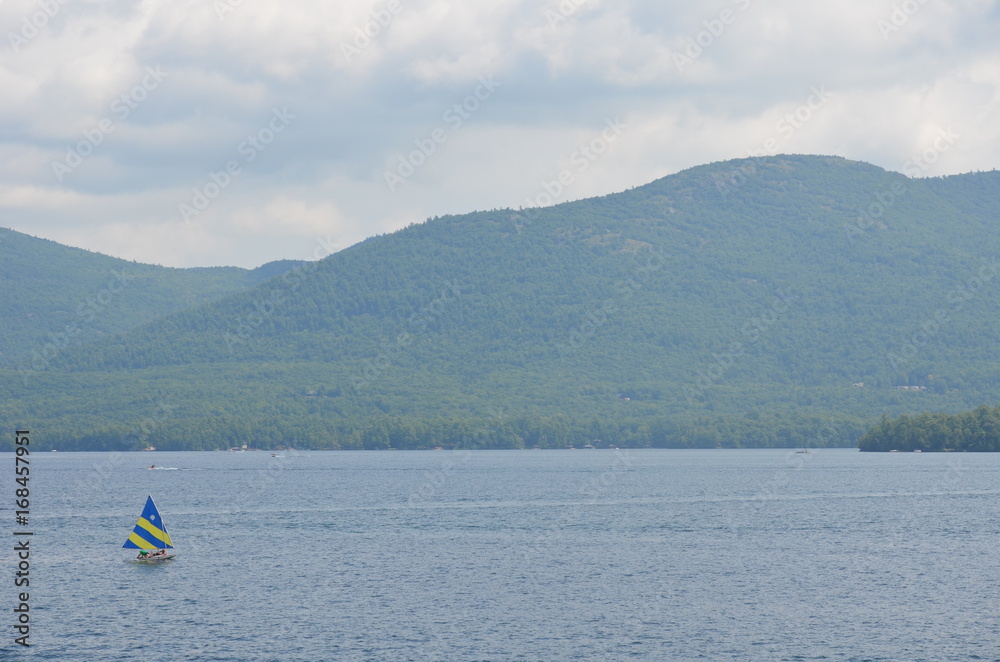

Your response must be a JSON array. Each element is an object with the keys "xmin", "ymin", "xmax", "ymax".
[
  {"xmin": 0, "ymin": 227, "xmax": 303, "ymax": 370},
  {"xmin": 3, "ymin": 155, "xmax": 1000, "ymax": 451}
]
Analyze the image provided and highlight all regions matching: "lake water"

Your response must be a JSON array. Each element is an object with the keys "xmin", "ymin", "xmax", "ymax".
[{"xmin": 5, "ymin": 448, "xmax": 1000, "ymax": 661}]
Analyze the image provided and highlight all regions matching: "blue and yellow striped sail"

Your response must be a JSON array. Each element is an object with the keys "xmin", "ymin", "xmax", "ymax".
[{"xmin": 123, "ymin": 496, "xmax": 174, "ymax": 549}]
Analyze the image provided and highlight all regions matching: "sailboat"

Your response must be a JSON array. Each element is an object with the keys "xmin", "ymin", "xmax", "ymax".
[{"xmin": 123, "ymin": 495, "xmax": 176, "ymax": 562}]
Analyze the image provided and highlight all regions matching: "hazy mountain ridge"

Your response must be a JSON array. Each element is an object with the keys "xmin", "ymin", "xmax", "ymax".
[{"xmin": 0, "ymin": 227, "xmax": 304, "ymax": 369}]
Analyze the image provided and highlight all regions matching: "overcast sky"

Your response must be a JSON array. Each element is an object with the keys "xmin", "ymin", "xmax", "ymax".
[{"xmin": 1, "ymin": 0, "xmax": 997, "ymax": 268}]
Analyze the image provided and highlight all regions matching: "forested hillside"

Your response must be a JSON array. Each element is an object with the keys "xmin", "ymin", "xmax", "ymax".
[{"xmin": 3, "ymin": 155, "xmax": 999, "ymax": 451}]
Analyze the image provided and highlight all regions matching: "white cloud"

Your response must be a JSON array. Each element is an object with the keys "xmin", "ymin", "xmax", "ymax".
[{"xmin": 1, "ymin": 0, "xmax": 998, "ymax": 266}]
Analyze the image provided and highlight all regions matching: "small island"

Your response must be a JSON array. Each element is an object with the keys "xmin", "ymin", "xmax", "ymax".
[{"xmin": 858, "ymin": 405, "xmax": 1000, "ymax": 452}]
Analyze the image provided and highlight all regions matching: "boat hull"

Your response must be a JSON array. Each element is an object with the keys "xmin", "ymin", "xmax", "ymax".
[{"xmin": 133, "ymin": 554, "xmax": 176, "ymax": 563}]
